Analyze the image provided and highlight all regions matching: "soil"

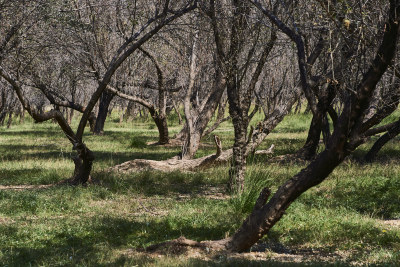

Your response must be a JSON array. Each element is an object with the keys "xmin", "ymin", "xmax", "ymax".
[
  {"xmin": 0, "ymin": 184, "xmax": 54, "ymax": 190},
  {"xmin": 123, "ymin": 241, "xmax": 354, "ymax": 265}
]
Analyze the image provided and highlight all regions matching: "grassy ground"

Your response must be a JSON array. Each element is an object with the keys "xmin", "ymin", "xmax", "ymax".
[{"xmin": 0, "ymin": 112, "xmax": 399, "ymax": 266}]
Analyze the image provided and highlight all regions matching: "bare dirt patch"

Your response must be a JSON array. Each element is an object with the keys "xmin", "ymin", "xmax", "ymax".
[
  {"xmin": 381, "ymin": 219, "xmax": 400, "ymax": 228},
  {"xmin": 0, "ymin": 184, "xmax": 54, "ymax": 190},
  {"xmin": 0, "ymin": 216, "xmax": 15, "ymax": 224},
  {"xmin": 122, "ymin": 241, "xmax": 351, "ymax": 265}
]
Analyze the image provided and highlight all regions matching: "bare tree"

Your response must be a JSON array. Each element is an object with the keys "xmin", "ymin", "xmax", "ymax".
[
  {"xmin": 146, "ymin": 0, "xmax": 400, "ymax": 253},
  {"xmin": 0, "ymin": 0, "xmax": 198, "ymax": 184}
]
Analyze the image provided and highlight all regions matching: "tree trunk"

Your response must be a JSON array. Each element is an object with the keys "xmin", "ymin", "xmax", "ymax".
[
  {"xmin": 296, "ymin": 111, "xmax": 324, "ymax": 159},
  {"xmin": 70, "ymin": 142, "xmax": 95, "ymax": 185},
  {"xmin": 0, "ymin": 111, "xmax": 6, "ymax": 125},
  {"xmin": 228, "ymin": 120, "xmax": 248, "ymax": 192},
  {"xmin": 364, "ymin": 118, "xmax": 400, "ymax": 162},
  {"xmin": 296, "ymin": 83, "xmax": 336, "ymax": 160},
  {"xmin": 226, "ymin": 146, "xmax": 344, "ymax": 252},
  {"xmin": 181, "ymin": 74, "xmax": 226, "ymax": 159},
  {"xmin": 6, "ymin": 111, "xmax": 12, "ymax": 128},
  {"xmin": 125, "ymin": 102, "xmax": 137, "ymax": 122},
  {"xmin": 94, "ymin": 90, "xmax": 115, "ymax": 135},
  {"xmin": 227, "ymin": 81, "xmax": 250, "ymax": 192},
  {"xmin": 153, "ymin": 114, "xmax": 169, "ymax": 145},
  {"xmin": 19, "ymin": 108, "xmax": 25, "ymax": 124},
  {"xmin": 66, "ymin": 108, "xmax": 74, "ymax": 125}
]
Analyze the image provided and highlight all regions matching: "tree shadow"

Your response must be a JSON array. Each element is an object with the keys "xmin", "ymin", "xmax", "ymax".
[
  {"xmin": 0, "ymin": 129, "xmax": 63, "ymax": 138},
  {"xmin": 0, "ymin": 142, "xmax": 177, "ymax": 166},
  {"xmin": 97, "ymin": 170, "xmax": 225, "ymax": 197},
  {"xmin": 1, "ymin": 215, "xmax": 353, "ymax": 266},
  {"xmin": 0, "ymin": 168, "xmax": 45, "ymax": 185},
  {"xmin": 1, "ymin": 215, "xmax": 232, "ymax": 266}
]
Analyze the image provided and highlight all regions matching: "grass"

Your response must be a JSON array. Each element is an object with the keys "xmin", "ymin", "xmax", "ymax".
[{"xmin": 0, "ymin": 112, "xmax": 399, "ymax": 266}]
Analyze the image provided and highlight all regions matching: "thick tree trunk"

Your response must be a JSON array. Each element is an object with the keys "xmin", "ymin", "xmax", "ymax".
[
  {"xmin": 225, "ymin": 147, "xmax": 344, "ymax": 251},
  {"xmin": 153, "ymin": 114, "xmax": 169, "ymax": 145},
  {"xmin": 94, "ymin": 90, "xmax": 115, "ymax": 135},
  {"xmin": 70, "ymin": 142, "xmax": 95, "ymax": 185},
  {"xmin": 364, "ymin": 119, "xmax": 400, "ymax": 162},
  {"xmin": 181, "ymin": 81, "xmax": 226, "ymax": 159}
]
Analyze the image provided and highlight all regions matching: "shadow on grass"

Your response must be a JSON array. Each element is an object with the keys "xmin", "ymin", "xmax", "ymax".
[
  {"xmin": 0, "ymin": 144, "xmax": 177, "ymax": 166},
  {"xmin": 111, "ymin": 255, "xmax": 352, "ymax": 267},
  {"xmin": 352, "ymin": 147, "xmax": 400, "ymax": 165},
  {"xmin": 0, "ymin": 168, "xmax": 43, "ymax": 181},
  {"xmin": 1, "ymin": 215, "xmax": 352, "ymax": 266},
  {"xmin": 98, "ymin": 170, "xmax": 224, "ymax": 197},
  {"xmin": 0, "ymin": 129, "xmax": 62, "ymax": 138},
  {"xmin": 299, "ymin": 175, "xmax": 400, "ymax": 219},
  {"xmin": 1, "ymin": 216, "xmax": 231, "ymax": 266}
]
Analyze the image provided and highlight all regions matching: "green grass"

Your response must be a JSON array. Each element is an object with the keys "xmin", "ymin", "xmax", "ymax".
[{"xmin": 0, "ymin": 112, "xmax": 400, "ymax": 266}]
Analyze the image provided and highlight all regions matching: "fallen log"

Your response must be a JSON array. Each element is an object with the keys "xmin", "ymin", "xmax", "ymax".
[{"xmin": 108, "ymin": 136, "xmax": 274, "ymax": 173}]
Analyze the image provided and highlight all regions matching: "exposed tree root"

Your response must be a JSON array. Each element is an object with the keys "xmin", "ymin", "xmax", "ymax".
[
  {"xmin": 146, "ymin": 236, "xmax": 230, "ymax": 253},
  {"xmin": 253, "ymin": 144, "xmax": 275, "ymax": 155}
]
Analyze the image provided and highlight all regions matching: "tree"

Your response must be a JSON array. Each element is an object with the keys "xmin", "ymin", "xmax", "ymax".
[
  {"xmin": 147, "ymin": 0, "xmax": 400, "ymax": 253},
  {"xmin": 0, "ymin": 0, "xmax": 198, "ymax": 184}
]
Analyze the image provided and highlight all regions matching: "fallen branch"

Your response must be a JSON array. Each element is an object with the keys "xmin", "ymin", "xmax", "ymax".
[
  {"xmin": 109, "ymin": 136, "xmax": 233, "ymax": 173},
  {"xmin": 109, "ymin": 137, "xmax": 275, "ymax": 173},
  {"xmin": 254, "ymin": 144, "xmax": 275, "ymax": 155}
]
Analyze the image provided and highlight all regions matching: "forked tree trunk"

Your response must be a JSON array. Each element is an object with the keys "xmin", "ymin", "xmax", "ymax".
[
  {"xmin": 296, "ymin": 83, "xmax": 336, "ymax": 160},
  {"xmin": 181, "ymin": 72, "xmax": 226, "ymax": 159}
]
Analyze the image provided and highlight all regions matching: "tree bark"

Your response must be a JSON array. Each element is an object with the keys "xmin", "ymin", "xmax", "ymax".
[
  {"xmin": 225, "ymin": 0, "xmax": 400, "ymax": 251},
  {"xmin": 364, "ymin": 118, "xmax": 400, "ymax": 162},
  {"xmin": 6, "ymin": 111, "xmax": 12, "ymax": 128},
  {"xmin": 145, "ymin": 0, "xmax": 400, "ymax": 254},
  {"xmin": 71, "ymin": 143, "xmax": 95, "ymax": 185},
  {"xmin": 94, "ymin": 90, "xmax": 115, "ymax": 135},
  {"xmin": 152, "ymin": 113, "xmax": 169, "ymax": 145}
]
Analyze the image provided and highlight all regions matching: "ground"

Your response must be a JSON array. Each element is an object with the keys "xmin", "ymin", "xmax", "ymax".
[{"xmin": 0, "ymin": 112, "xmax": 399, "ymax": 266}]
